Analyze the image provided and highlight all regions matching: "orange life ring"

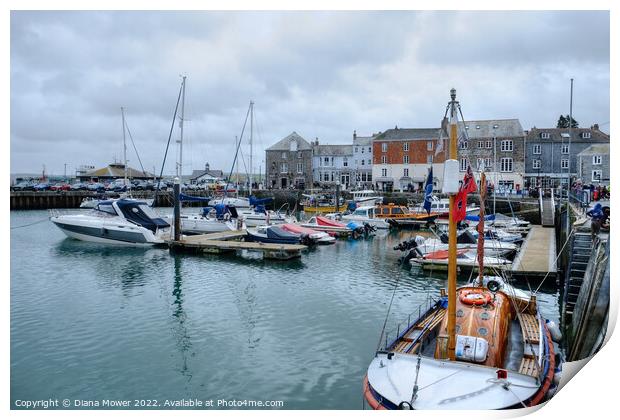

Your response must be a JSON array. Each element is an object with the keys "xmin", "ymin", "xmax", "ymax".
[{"xmin": 459, "ymin": 290, "xmax": 492, "ymax": 306}]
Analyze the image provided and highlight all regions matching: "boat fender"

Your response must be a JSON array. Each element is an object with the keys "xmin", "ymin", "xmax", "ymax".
[
  {"xmin": 545, "ymin": 320, "xmax": 562, "ymax": 342},
  {"xmin": 546, "ymin": 384, "xmax": 558, "ymax": 399},
  {"xmin": 459, "ymin": 290, "xmax": 493, "ymax": 306},
  {"xmin": 553, "ymin": 368, "xmax": 562, "ymax": 386}
]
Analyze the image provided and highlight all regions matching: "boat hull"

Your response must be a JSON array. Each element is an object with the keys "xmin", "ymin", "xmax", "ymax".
[{"xmin": 51, "ymin": 218, "xmax": 159, "ymax": 246}]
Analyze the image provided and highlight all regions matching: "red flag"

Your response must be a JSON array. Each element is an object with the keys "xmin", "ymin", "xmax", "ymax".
[{"xmin": 453, "ymin": 165, "xmax": 477, "ymax": 222}]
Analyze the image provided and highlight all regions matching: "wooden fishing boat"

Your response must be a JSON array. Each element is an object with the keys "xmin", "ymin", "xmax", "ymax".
[
  {"xmin": 364, "ymin": 89, "xmax": 558, "ymax": 410},
  {"xmin": 375, "ymin": 203, "xmax": 438, "ymax": 227}
]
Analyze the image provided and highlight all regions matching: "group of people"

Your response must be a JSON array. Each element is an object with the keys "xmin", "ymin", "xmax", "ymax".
[{"xmin": 573, "ymin": 181, "xmax": 610, "ymax": 202}]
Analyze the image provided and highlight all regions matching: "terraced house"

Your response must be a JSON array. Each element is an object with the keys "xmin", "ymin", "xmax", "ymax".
[
  {"xmin": 311, "ymin": 140, "xmax": 354, "ymax": 189},
  {"xmin": 372, "ymin": 127, "xmax": 447, "ymax": 192},
  {"xmin": 456, "ymin": 119, "xmax": 526, "ymax": 193},
  {"xmin": 265, "ymin": 132, "xmax": 313, "ymax": 189},
  {"xmin": 524, "ymin": 124, "xmax": 610, "ymax": 189}
]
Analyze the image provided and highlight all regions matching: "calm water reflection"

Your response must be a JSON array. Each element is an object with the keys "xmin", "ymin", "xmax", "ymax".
[{"xmin": 10, "ymin": 210, "xmax": 561, "ymax": 409}]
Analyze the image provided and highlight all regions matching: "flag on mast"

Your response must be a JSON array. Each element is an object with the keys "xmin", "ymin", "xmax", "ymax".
[
  {"xmin": 452, "ymin": 165, "xmax": 477, "ymax": 222},
  {"xmin": 423, "ymin": 166, "xmax": 434, "ymax": 214}
]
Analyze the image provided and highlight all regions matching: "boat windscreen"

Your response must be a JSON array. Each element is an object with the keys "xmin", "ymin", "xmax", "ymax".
[{"xmin": 96, "ymin": 203, "xmax": 117, "ymax": 215}]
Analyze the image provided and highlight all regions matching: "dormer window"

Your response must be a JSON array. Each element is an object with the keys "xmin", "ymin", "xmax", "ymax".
[
  {"xmin": 582, "ymin": 132, "xmax": 591, "ymax": 139},
  {"xmin": 493, "ymin": 124, "xmax": 499, "ymax": 129},
  {"xmin": 290, "ymin": 140, "xmax": 298, "ymax": 152},
  {"xmin": 540, "ymin": 132, "xmax": 550, "ymax": 139},
  {"xmin": 475, "ymin": 125, "xmax": 480, "ymax": 129}
]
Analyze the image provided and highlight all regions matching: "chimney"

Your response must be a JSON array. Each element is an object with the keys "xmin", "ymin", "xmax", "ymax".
[
  {"xmin": 205, "ymin": 162, "xmax": 210, "ymax": 171},
  {"xmin": 353, "ymin": 130, "xmax": 357, "ymax": 140},
  {"xmin": 315, "ymin": 137, "xmax": 319, "ymax": 146},
  {"xmin": 593, "ymin": 123, "xmax": 599, "ymax": 131}
]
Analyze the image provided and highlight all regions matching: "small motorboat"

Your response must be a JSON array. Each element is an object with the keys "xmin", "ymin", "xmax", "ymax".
[
  {"xmin": 51, "ymin": 198, "xmax": 170, "ymax": 245},
  {"xmin": 280, "ymin": 223, "xmax": 335, "ymax": 244},
  {"xmin": 164, "ymin": 204, "xmax": 243, "ymax": 235},
  {"xmin": 300, "ymin": 215, "xmax": 352, "ymax": 237},
  {"xmin": 340, "ymin": 205, "xmax": 391, "ymax": 229},
  {"xmin": 245, "ymin": 225, "xmax": 305, "ymax": 245},
  {"xmin": 409, "ymin": 248, "xmax": 512, "ymax": 271}
]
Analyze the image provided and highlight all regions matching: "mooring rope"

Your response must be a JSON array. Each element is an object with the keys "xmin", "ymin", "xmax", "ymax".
[{"xmin": 11, "ymin": 218, "xmax": 50, "ymax": 230}]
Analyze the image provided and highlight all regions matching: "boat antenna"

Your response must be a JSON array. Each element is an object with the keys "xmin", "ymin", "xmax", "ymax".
[
  {"xmin": 446, "ymin": 88, "xmax": 459, "ymax": 361},
  {"xmin": 153, "ymin": 78, "xmax": 184, "ymax": 207}
]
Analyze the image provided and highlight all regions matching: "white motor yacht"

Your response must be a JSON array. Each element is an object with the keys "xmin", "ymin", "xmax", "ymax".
[
  {"xmin": 51, "ymin": 199, "xmax": 171, "ymax": 245},
  {"xmin": 340, "ymin": 206, "xmax": 390, "ymax": 229}
]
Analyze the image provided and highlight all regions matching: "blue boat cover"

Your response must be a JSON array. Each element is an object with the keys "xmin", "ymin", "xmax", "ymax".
[
  {"xmin": 249, "ymin": 196, "xmax": 274, "ymax": 206},
  {"xmin": 465, "ymin": 214, "xmax": 496, "ymax": 222},
  {"xmin": 346, "ymin": 221, "xmax": 363, "ymax": 230}
]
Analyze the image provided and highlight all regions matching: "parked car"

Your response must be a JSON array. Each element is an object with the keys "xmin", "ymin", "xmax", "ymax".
[
  {"xmin": 87, "ymin": 182, "xmax": 106, "ymax": 192},
  {"xmin": 33, "ymin": 183, "xmax": 51, "ymax": 191},
  {"xmin": 11, "ymin": 181, "xmax": 35, "ymax": 191},
  {"xmin": 70, "ymin": 182, "xmax": 88, "ymax": 191},
  {"xmin": 51, "ymin": 183, "xmax": 71, "ymax": 191}
]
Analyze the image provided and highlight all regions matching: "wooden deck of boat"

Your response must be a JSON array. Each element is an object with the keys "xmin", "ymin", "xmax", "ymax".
[
  {"xmin": 167, "ymin": 230, "xmax": 307, "ymax": 260},
  {"xmin": 510, "ymin": 226, "xmax": 557, "ymax": 275},
  {"xmin": 392, "ymin": 308, "xmax": 446, "ymax": 354}
]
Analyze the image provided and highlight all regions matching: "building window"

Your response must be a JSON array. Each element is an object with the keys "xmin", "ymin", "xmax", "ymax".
[
  {"xmin": 486, "ymin": 140, "xmax": 492, "ymax": 149},
  {"xmin": 381, "ymin": 143, "xmax": 387, "ymax": 152},
  {"xmin": 361, "ymin": 159, "xmax": 365, "ymax": 166},
  {"xmin": 533, "ymin": 144, "xmax": 541, "ymax": 154},
  {"xmin": 427, "ymin": 141, "xmax": 433, "ymax": 151},
  {"xmin": 381, "ymin": 168, "xmax": 387, "ymax": 177},
  {"xmin": 403, "ymin": 155, "xmax": 409, "ymax": 164},
  {"xmin": 485, "ymin": 158, "xmax": 492, "ymax": 169},
  {"xmin": 343, "ymin": 157, "xmax": 348, "ymax": 167},
  {"xmin": 368, "ymin": 173, "xmax": 372, "ymax": 181},
  {"xmin": 427, "ymin": 154, "xmax": 433, "ymax": 164},
  {"xmin": 592, "ymin": 170, "xmax": 602, "ymax": 181},
  {"xmin": 541, "ymin": 132, "xmax": 550, "ymax": 139},
  {"xmin": 459, "ymin": 141, "xmax": 468, "ymax": 149},
  {"xmin": 361, "ymin": 148, "xmax": 364, "ymax": 154},
  {"xmin": 404, "ymin": 168, "xmax": 409, "ymax": 177},
  {"xmin": 324, "ymin": 157, "xmax": 329, "ymax": 166},
  {"xmin": 281, "ymin": 152, "xmax": 287, "ymax": 159},
  {"xmin": 478, "ymin": 140, "xmax": 484, "ymax": 148},
  {"xmin": 354, "ymin": 147, "xmax": 358, "ymax": 153},
  {"xmin": 297, "ymin": 152, "xmax": 302, "ymax": 159},
  {"xmin": 297, "ymin": 163, "xmax": 303, "ymax": 174},
  {"xmin": 280, "ymin": 163, "xmax": 288, "ymax": 173},
  {"xmin": 561, "ymin": 159, "xmax": 569, "ymax": 169},
  {"xmin": 381, "ymin": 155, "xmax": 387, "ymax": 164},
  {"xmin": 500, "ymin": 158, "xmax": 513, "ymax": 172},
  {"xmin": 533, "ymin": 159, "xmax": 541, "ymax": 169},
  {"xmin": 593, "ymin": 155, "xmax": 602, "ymax": 165},
  {"xmin": 403, "ymin": 142, "xmax": 409, "ymax": 152},
  {"xmin": 562, "ymin": 144, "xmax": 569, "ymax": 154},
  {"xmin": 459, "ymin": 158, "xmax": 468, "ymax": 171},
  {"xmin": 323, "ymin": 173, "xmax": 329, "ymax": 182},
  {"xmin": 501, "ymin": 140, "xmax": 513, "ymax": 152},
  {"xmin": 476, "ymin": 158, "xmax": 484, "ymax": 170},
  {"xmin": 368, "ymin": 147, "xmax": 371, "ymax": 153},
  {"xmin": 583, "ymin": 132, "xmax": 591, "ymax": 139}
]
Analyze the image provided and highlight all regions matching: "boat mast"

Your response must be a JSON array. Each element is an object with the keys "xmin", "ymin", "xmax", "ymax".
[
  {"xmin": 249, "ymin": 100, "xmax": 254, "ymax": 195},
  {"xmin": 121, "ymin": 107, "xmax": 127, "ymax": 187},
  {"xmin": 477, "ymin": 171, "xmax": 487, "ymax": 286},
  {"xmin": 178, "ymin": 75, "xmax": 186, "ymax": 182},
  {"xmin": 447, "ymin": 88, "xmax": 459, "ymax": 361},
  {"xmin": 566, "ymin": 78, "xmax": 573, "ymax": 237}
]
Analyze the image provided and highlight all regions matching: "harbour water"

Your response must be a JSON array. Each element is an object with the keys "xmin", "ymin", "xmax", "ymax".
[{"xmin": 10, "ymin": 210, "xmax": 561, "ymax": 409}]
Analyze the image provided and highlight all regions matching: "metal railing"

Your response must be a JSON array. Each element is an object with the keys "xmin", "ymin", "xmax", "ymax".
[{"xmin": 378, "ymin": 294, "xmax": 441, "ymax": 352}]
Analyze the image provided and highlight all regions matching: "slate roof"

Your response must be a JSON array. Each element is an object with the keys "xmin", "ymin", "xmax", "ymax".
[
  {"xmin": 189, "ymin": 169, "xmax": 224, "ymax": 180},
  {"xmin": 374, "ymin": 128, "xmax": 443, "ymax": 141},
  {"xmin": 459, "ymin": 119, "xmax": 524, "ymax": 138},
  {"xmin": 526, "ymin": 127, "xmax": 610, "ymax": 143},
  {"xmin": 266, "ymin": 132, "xmax": 312, "ymax": 151},
  {"xmin": 312, "ymin": 144, "xmax": 353, "ymax": 156},
  {"xmin": 577, "ymin": 144, "xmax": 610, "ymax": 156}
]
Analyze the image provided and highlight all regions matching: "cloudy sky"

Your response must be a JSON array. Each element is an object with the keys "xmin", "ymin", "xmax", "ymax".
[{"xmin": 10, "ymin": 10, "xmax": 610, "ymax": 176}]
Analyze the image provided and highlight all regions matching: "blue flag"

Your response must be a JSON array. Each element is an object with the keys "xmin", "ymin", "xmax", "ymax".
[{"xmin": 423, "ymin": 166, "xmax": 433, "ymax": 214}]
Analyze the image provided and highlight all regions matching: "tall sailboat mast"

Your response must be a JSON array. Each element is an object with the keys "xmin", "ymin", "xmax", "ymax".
[
  {"xmin": 178, "ymin": 75, "xmax": 187, "ymax": 181},
  {"xmin": 121, "ymin": 107, "xmax": 128, "ymax": 186},
  {"xmin": 249, "ymin": 100, "xmax": 254, "ymax": 195},
  {"xmin": 447, "ymin": 88, "xmax": 459, "ymax": 361}
]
